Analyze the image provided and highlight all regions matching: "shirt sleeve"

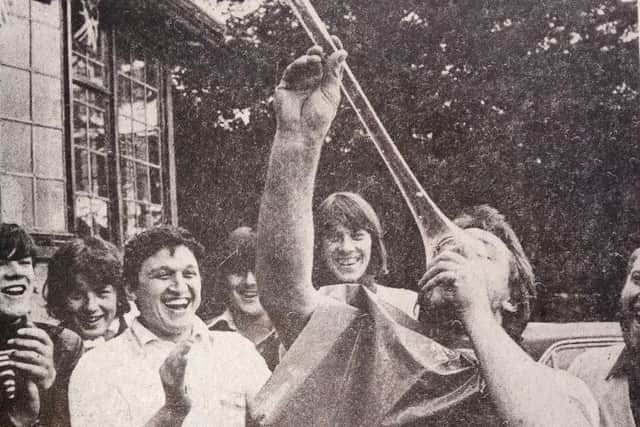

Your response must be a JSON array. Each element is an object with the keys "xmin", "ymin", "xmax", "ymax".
[
  {"xmin": 554, "ymin": 369, "xmax": 600, "ymax": 427},
  {"xmin": 68, "ymin": 355, "xmax": 132, "ymax": 427}
]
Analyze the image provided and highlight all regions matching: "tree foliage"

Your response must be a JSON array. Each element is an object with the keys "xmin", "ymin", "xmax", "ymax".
[{"xmin": 173, "ymin": 0, "xmax": 638, "ymax": 320}]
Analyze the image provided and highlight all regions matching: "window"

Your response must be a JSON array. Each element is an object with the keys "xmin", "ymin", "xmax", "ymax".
[
  {"xmin": 70, "ymin": 0, "xmax": 169, "ymax": 243},
  {"xmin": 0, "ymin": 0, "xmax": 173, "ymax": 244},
  {"xmin": 0, "ymin": 1, "xmax": 66, "ymax": 233}
]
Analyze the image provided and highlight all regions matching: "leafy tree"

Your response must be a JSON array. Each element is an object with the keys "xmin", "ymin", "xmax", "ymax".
[{"xmin": 173, "ymin": 0, "xmax": 638, "ymax": 320}]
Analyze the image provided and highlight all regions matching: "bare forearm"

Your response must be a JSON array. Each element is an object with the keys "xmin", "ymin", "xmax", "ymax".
[
  {"xmin": 465, "ymin": 312, "xmax": 593, "ymax": 426},
  {"xmin": 144, "ymin": 404, "xmax": 188, "ymax": 427},
  {"xmin": 257, "ymin": 130, "xmax": 322, "ymax": 347}
]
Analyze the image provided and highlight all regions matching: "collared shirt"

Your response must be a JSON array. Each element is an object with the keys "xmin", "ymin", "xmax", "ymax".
[
  {"xmin": 208, "ymin": 309, "xmax": 282, "ymax": 371},
  {"xmin": 569, "ymin": 343, "xmax": 635, "ymax": 426},
  {"xmin": 69, "ymin": 316, "xmax": 271, "ymax": 427}
]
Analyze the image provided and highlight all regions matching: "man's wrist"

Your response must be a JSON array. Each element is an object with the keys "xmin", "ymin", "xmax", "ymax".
[{"xmin": 163, "ymin": 399, "xmax": 191, "ymax": 418}]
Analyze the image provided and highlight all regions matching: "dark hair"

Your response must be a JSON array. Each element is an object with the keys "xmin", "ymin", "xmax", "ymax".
[
  {"xmin": 123, "ymin": 225, "xmax": 205, "ymax": 290},
  {"xmin": 212, "ymin": 226, "xmax": 256, "ymax": 308},
  {"xmin": 0, "ymin": 223, "xmax": 37, "ymax": 261},
  {"xmin": 313, "ymin": 192, "xmax": 388, "ymax": 287},
  {"xmin": 44, "ymin": 237, "xmax": 129, "ymax": 322},
  {"xmin": 453, "ymin": 205, "xmax": 536, "ymax": 341}
]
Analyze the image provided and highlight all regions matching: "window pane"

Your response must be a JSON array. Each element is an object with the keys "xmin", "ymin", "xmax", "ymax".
[
  {"xmin": 88, "ymin": 109, "xmax": 106, "ymax": 153},
  {"xmin": 131, "ymin": 55, "xmax": 145, "ymax": 82},
  {"xmin": 148, "ymin": 129, "xmax": 160, "ymax": 165},
  {"xmin": 87, "ymin": 59, "xmax": 105, "ymax": 87},
  {"xmin": 120, "ymin": 158, "xmax": 135, "ymax": 200},
  {"xmin": 32, "ymin": 22, "xmax": 62, "ymax": 77},
  {"xmin": 132, "ymin": 83, "xmax": 145, "ymax": 123},
  {"xmin": 91, "ymin": 154, "xmax": 108, "ymax": 197},
  {"xmin": 32, "ymin": 0, "xmax": 61, "ymax": 27},
  {"xmin": 73, "ymin": 82, "xmax": 86, "ymax": 102},
  {"xmin": 34, "ymin": 127, "xmax": 63, "ymax": 179},
  {"xmin": 134, "ymin": 132, "xmax": 147, "ymax": 161},
  {"xmin": 123, "ymin": 201, "xmax": 140, "ymax": 239},
  {"xmin": 116, "ymin": 38, "xmax": 131, "ymax": 75},
  {"xmin": 73, "ymin": 103, "xmax": 88, "ymax": 147},
  {"xmin": 148, "ymin": 204, "xmax": 163, "ymax": 227},
  {"xmin": 0, "ymin": 121, "xmax": 31, "ymax": 173},
  {"xmin": 75, "ymin": 195, "xmax": 93, "ymax": 236},
  {"xmin": 117, "ymin": 77, "xmax": 132, "ymax": 117},
  {"xmin": 0, "ymin": 66, "xmax": 30, "ymax": 121},
  {"xmin": 145, "ymin": 88, "xmax": 159, "ymax": 127},
  {"xmin": 11, "ymin": 0, "xmax": 29, "ymax": 17},
  {"xmin": 136, "ymin": 163, "xmax": 149, "ymax": 202},
  {"xmin": 32, "ymin": 74, "xmax": 62, "ymax": 127},
  {"xmin": 118, "ymin": 115, "xmax": 133, "ymax": 157},
  {"xmin": 91, "ymin": 198, "xmax": 110, "ymax": 240},
  {"xmin": 147, "ymin": 58, "xmax": 159, "ymax": 87},
  {"xmin": 0, "ymin": 175, "xmax": 34, "ymax": 227},
  {"xmin": 150, "ymin": 167, "xmax": 162, "ymax": 204},
  {"xmin": 35, "ymin": 179, "xmax": 65, "ymax": 231},
  {"xmin": 0, "ymin": 17, "xmax": 29, "ymax": 68},
  {"xmin": 72, "ymin": 53, "xmax": 87, "ymax": 78},
  {"xmin": 74, "ymin": 148, "xmax": 89, "ymax": 192}
]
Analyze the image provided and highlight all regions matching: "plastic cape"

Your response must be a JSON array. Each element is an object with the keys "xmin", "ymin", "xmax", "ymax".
[{"xmin": 249, "ymin": 284, "xmax": 482, "ymax": 427}]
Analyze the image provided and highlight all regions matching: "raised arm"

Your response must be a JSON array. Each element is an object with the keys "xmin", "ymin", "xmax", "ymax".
[{"xmin": 257, "ymin": 41, "xmax": 347, "ymax": 348}]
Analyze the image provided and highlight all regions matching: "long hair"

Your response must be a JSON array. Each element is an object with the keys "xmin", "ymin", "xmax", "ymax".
[
  {"xmin": 454, "ymin": 205, "xmax": 536, "ymax": 341},
  {"xmin": 44, "ymin": 237, "xmax": 129, "ymax": 322},
  {"xmin": 313, "ymin": 192, "xmax": 388, "ymax": 287}
]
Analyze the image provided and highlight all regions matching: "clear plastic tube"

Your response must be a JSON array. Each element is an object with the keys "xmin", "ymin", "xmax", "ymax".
[{"xmin": 285, "ymin": 0, "xmax": 462, "ymax": 263}]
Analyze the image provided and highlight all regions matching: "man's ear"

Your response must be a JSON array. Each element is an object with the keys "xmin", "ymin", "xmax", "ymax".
[{"xmin": 501, "ymin": 300, "xmax": 518, "ymax": 314}]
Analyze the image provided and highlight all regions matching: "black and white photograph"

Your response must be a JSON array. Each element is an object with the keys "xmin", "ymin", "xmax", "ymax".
[{"xmin": 0, "ymin": 0, "xmax": 638, "ymax": 425}]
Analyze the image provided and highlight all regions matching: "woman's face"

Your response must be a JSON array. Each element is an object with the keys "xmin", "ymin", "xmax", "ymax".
[
  {"xmin": 64, "ymin": 274, "xmax": 119, "ymax": 340},
  {"xmin": 321, "ymin": 224, "xmax": 372, "ymax": 283}
]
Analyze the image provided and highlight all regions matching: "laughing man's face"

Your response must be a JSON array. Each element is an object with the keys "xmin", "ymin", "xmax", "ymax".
[
  {"xmin": 0, "ymin": 257, "xmax": 35, "ymax": 320},
  {"xmin": 134, "ymin": 245, "xmax": 201, "ymax": 342},
  {"xmin": 621, "ymin": 255, "xmax": 640, "ymax": 352}
]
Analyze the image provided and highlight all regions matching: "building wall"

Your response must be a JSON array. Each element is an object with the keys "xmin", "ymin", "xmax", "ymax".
[{"xmin": 1, "ymin": 1, "xmax": 66, "ymax": 323}]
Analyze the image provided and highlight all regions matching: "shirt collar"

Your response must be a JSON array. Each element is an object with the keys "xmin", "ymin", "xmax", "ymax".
[
  {"xmin": 607, "ymin": 345, "xmax": 631, "ymax": 380},
  {"xmin": 130, "ymin": 315, "xmax": 209, "ymax": 346},
  {"xmin": 207, "ymin": 309, "xmax": 238, "ymax": 331}
]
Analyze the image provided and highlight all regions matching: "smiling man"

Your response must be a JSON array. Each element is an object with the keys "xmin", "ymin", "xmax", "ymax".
[
  {"xmin": 207, "ymin": 227, "xmax": 279, "ymax": 370},
  {"xmin": 69, "ymin": 225, "xmax": 270, "ymax": 427},
  {"xmin": 0, "ymin": 223, "xmax": 83, "ymax": 427},
  {"xmin": 569, "ymin": 248, "xmax": 640, "ymax": 426}
]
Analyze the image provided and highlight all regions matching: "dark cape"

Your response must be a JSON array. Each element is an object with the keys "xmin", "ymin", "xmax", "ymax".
[{"xmin": 249, "ymin": 284, "xmax": 487, "ymax": 427}]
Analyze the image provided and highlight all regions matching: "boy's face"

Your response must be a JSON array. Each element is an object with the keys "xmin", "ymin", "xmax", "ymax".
[
  {"xmin": 64, "ymin": 275, "xmax": 119, "ymax": 340},
  {"xmin": 0, "ymin": 257, "xmax": 35, "ymax": 320}
]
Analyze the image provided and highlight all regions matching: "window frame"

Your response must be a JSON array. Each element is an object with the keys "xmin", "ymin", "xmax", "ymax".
[{"xmin": 61, "ymin": 0, "xmax": 176, "ymax": 246}]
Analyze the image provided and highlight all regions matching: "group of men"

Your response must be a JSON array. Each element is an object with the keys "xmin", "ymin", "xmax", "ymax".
[{"xmin": 0, "ymin": 39, "xmax": 639, "ymax": 426}]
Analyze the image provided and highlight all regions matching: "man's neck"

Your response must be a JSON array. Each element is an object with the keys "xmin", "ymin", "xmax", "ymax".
[{"xmin": 231, "ymin": 310, "xmax": 273, "ymax": 344}]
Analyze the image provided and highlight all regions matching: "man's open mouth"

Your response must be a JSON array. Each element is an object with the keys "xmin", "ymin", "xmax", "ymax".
[
  {"xmin": 79, "ymin": 314, "xmax": 104, "ymax": 326},
  {"xmin": 1, "ymin": 285, "xmax": 26, "ymax": 296},
  {"xmin": 162, "ymin": 297, "xmax": 191, "ymax": 311},
  {"xmin": 336, "ymin": 255, "xmax": 360, "ymax": 267},
  {"xmin": 239, "ymin": 289, "xmax": 258, "ymax": 299}
]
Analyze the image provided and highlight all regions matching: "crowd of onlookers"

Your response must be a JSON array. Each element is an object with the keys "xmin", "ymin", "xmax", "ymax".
[{"xmin": 1, "ymin": 38, "xmax": 639, "ymax": 427}]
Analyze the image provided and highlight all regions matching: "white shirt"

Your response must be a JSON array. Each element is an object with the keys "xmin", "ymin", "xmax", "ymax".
[{"xmin": 69, "ymin": 316, "xmax": 271, "ymax": 427}]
